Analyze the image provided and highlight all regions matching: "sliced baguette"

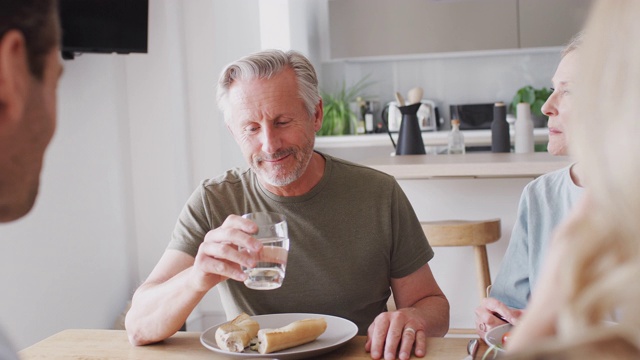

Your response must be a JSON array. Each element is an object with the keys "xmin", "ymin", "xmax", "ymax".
[
  {"xmin": 258, "ymin": 318, "xmax": 327, "ymax": 354},
  {"xmin": 215, "ymin": 312, "xmax": 260, "ymax": 352}
]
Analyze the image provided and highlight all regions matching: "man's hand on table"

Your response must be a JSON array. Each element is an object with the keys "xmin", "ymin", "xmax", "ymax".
[{"xmin": 365, "ymin": 308, "xmax": 428, "ymax": 360}]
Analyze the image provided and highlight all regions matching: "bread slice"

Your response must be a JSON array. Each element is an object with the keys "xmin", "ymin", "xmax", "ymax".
[
  {"xmin": 258, "ymin": 318, "xmax": 327, "ymax": 354},
  {"xmin": 215, "ymin": 313, "xmax": 260, "ymax": 352}
]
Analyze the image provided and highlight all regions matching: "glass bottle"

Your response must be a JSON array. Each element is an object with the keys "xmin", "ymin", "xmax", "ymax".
[
  {"xmin": 356, "ymin": 97, "xmax": 366, "ymax": 135},
  {"xmin": 448, "ymin": 119, "xmax": 465, "ymax": 154}
]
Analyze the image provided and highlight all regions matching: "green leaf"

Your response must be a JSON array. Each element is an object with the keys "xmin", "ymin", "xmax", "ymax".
[
  {"xmin": 531, "ymin": 99, "xmax": 546, "ymax": 117},
  {"xmin": 319, "ymin": 75, "xmax": 376, "ymax": 136},
  {"xmin": 521, "ymin": 87, "xmax": 535, "ymax": 104},
  {"xmin": 511, "ymin": 85, "xmax": 552, "ymax": 117}
]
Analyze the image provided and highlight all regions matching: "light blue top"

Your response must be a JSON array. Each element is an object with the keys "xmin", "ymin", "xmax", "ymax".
[{"xmin": 490, "ymin": 164, "xmax": 583, "ymax": 309}]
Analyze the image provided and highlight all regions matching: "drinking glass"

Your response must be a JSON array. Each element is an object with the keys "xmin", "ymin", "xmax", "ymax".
[{"xmin": 240, "ymin": 212, "xmax": 290, "ymax": 290}]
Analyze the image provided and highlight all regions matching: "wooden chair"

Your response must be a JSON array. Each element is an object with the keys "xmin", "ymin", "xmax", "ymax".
[
  {"xmin": 421, "ymin": 219, "xmax": 501, "ymax": 301},
  {"xmin": 398, "ymin": 218, "xmax": 500, "ymax": 336},
  {"xmin": 385, "ymin": 219, "xmax": 501, "ymax": 334}
]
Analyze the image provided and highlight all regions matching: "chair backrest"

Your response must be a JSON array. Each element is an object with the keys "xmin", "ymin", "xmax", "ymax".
[
  {"xmin": 421, "ymin": 218, "xmax": 501, "ymax": 301},
  {"xmin": 421, "ymin": 219, "xmax": 501, "ymax": 247}
]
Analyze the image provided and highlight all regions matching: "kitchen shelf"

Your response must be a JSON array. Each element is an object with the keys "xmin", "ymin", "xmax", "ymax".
[
  {"xmin": 315, "ymin": 128, "xmax": 549, "ymax": 149},
  {"xmin": 323, "ymin": 46, "xmax": 563, "ymax": 64}
]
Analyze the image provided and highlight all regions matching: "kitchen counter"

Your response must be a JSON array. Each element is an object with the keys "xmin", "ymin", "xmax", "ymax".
[{"xmin": 361, "ymin": 152, "xmax": 571, "ymax": 179}]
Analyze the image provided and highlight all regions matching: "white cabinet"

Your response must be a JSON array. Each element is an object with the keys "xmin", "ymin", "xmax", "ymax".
[
  {"xmin": 518, "ymin": 0, "xmax": 594, "ymax": 48},
  {"xmin": 328, "ymin": 0, "xmax": 592, "ymax": 59},
  {"xmin": 329, "ymin": 0, "xmax": 518, "ymax": 59}
]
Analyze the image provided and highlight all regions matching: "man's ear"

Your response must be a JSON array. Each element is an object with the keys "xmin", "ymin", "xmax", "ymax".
[
  {"xmin": 0, "ymin": 30, "xmax": 30, "ymax": 125},
  {"xmin": 313, "ymin": 99, "xmax": 323, "ymax": 132}
]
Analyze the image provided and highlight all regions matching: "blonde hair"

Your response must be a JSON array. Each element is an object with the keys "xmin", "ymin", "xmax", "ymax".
[
  {"xmin": 559, "ymin": 0, "xmax": 640, "ymax": 338},
  {"xmin": 561, "ymin": 31, "xmax": 584, "ymax": 58}
]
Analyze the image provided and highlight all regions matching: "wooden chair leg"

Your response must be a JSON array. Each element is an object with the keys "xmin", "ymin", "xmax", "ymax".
[{"xmin": 474, "ymin": 245, "xmax": 491, "ymax": 299}]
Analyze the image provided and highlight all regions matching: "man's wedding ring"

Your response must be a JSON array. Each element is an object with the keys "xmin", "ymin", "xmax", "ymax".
[{"xmin": 404, "ymin": 327, "xmax": 416, "ymax": 335}]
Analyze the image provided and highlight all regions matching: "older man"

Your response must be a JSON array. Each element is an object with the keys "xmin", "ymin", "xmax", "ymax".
[
  {"xmin": 0, "ymin": 0, "xmax": 63, "ymax": 357},
  {"xmin": 126, "ymin": 50, "xmax": 449, "ymax": 360}
]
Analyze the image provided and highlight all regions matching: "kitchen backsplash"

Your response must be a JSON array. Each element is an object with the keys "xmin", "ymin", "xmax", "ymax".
[{"xmin": 320, "ymin": 48, "xmax": 561, "ymax": 130}]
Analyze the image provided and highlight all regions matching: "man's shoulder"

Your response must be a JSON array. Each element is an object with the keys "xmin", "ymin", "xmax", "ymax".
[{"xmin": 200, "ymin": 167, "xmax": 253, "ymax": 191}]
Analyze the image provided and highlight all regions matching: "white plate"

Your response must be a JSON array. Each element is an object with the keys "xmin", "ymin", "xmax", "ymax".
[
  {"xmin": 484, "ymin": 323, "xmax": 512, "ymax": 352},
  {"xmin": 200, "ymin": 313, "xmax": 358, "ymax": 359}
]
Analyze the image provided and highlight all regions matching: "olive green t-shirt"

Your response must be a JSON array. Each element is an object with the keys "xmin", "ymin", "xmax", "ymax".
[{"xmin": 168, "ymin": 153, "xmax": 434, "ymax": 334}]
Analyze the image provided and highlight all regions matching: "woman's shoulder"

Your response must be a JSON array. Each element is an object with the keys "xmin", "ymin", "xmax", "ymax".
[{"xmin": 524, "ymin": 164, "xmax": 574, "ymax": 194}]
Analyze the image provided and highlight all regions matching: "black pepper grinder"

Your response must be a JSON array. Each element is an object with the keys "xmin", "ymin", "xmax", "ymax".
[{"xmin": 491, "ymin": 102, "xmax": 510, "ymax": 153}]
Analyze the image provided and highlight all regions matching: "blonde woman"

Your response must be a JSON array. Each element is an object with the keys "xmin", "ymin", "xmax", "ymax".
[{"xmin": 507, "ymin": 0, "xmax": 640, "ymax": 353}]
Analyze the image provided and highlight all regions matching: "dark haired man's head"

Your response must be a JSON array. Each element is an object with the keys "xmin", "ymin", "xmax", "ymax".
[
  {"xmin": 0, "ymin": 0, "xmax": 63, "ymax": 222},
  {"xmin": 0, "ymin": 0, "xmax": 60, "ymax": 79}
]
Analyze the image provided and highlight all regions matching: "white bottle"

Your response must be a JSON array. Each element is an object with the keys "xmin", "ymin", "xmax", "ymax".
[
  {"xmin": 515, "ymin": 103, "xmax": 534, "ymax": 153},
  {"xmin": 448, "ymin": 119, "xmax": 465, "ymax": 154}
]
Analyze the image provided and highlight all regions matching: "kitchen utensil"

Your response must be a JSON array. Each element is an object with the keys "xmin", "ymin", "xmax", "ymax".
[
  {"xmin": 491, "ymin": 102, "xmax": 510, "ymax": 153},
  {"xmin": 382, "ymin": 101, "xmax": 437, "ymax": 133},
  {"xmin": 407, "ymin": 87, "xmax": 423, "ymax": 105},
  {"xmin": 395, "ymin": 102, "xmax": 426, "ymax": 155},
  {"xmin": 200, "ymin": 313, "xmax": 358, "ymax": 359},
  {"xmin": 467, "ymin": 339, "xmax": 479, "ymax": 359},
  {"xmin": 515, "ymin": 102, "xmax": 534, "ymax": 153},
  {"xmin": 491, "ymin": 311, "xmax": 511, "ymax": 324},
  {"xmin": 394, "ymin": 92, "xmax": 405, "ymax": 106},
  {"xmin": 484, "ymin": 323, "xmax": 512, "ymax": 354}
]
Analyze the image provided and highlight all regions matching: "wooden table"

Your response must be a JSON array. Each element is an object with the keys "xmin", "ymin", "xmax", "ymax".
[{"xmin": 20, "ymin": 329, "xmax": 489, "ymax": 359}]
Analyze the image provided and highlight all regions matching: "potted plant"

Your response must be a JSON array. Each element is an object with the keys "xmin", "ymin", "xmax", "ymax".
[
  {"xmin": 317, "ymin": 77, "xmax": 373, "ymax": 136},
  {"xmin": 510, "ymin": 85, "xmax": 552, "ymax": 127}
]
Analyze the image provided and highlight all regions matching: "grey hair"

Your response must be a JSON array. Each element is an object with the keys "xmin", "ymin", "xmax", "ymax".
[
  {"xmin": 216, "ymin": 49, "xmax": 320, "ymax": 119},
  {"xmin": 562, "ymin": 31, "xmax": 584, "ymax": 58}
]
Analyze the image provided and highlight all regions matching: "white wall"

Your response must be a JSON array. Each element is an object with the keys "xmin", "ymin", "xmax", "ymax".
[
  {"xmin": 0, "ymin": 55, "xmax": 136, "ymax": 349},
  {"xmin": 0, "ymin": 0, "xmax": 565, "ymax": 350}
]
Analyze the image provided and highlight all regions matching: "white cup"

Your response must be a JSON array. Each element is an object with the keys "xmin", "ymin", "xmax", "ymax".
[{"xmin": 240, "ymin": 212, "xmax": 290, "ymax": 290}]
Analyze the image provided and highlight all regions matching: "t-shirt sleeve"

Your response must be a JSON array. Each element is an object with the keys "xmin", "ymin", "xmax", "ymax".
[
  {"xmin": 390, "ymin": 182, "xmax": 434, "ymax": 279},
  {"xmin": 490, "ymin": 185, "xmax": 531, "ymax": 309},
  {"xmin": 167, "ymin": 182, "xmax": 212, "ymax": 258}
]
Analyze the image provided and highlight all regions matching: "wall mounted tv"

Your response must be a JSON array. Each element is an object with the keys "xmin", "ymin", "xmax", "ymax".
[{"xmin": 59, "ymin": 0, "xmax": 149, "ymax": 60}]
